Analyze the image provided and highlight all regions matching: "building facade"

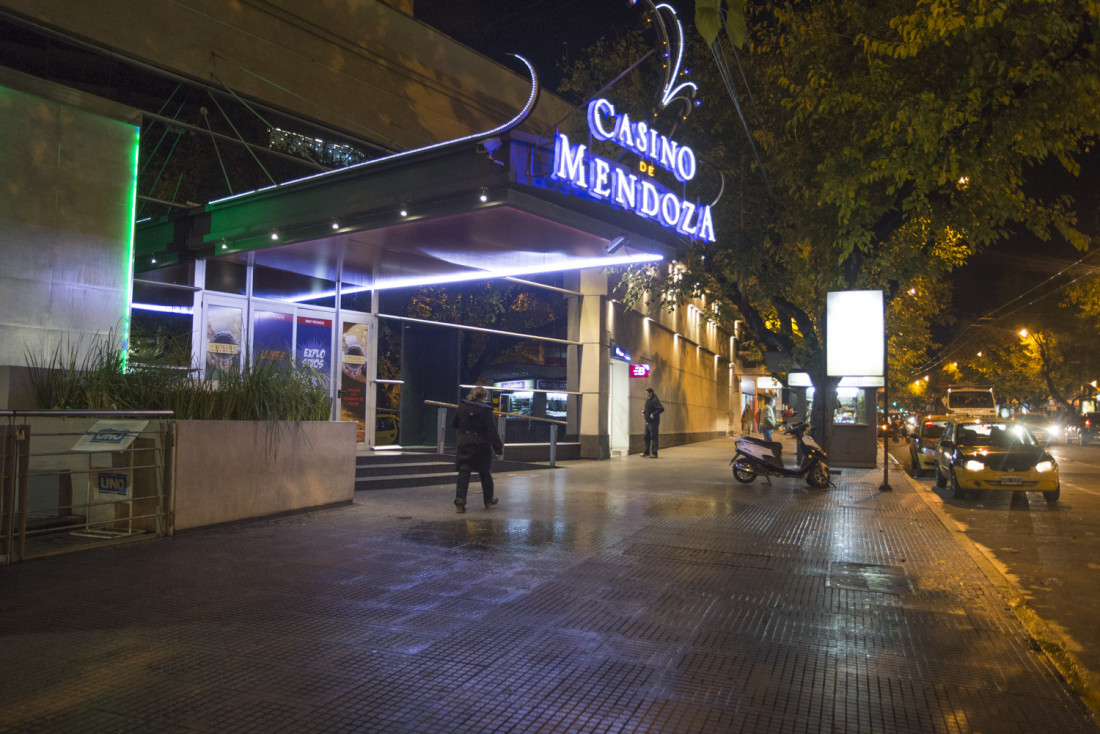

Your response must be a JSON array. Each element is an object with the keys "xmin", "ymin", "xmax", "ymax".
[{"xmin": 0, "ymin": 0, "xmax": 752, "ymax": 458}]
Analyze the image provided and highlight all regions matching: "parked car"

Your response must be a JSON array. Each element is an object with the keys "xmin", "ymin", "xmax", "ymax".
[
  {"xmin": 934, "ymin": 418, "xmax": 1059, "ymax": 502},
  {"xmin": 909, "ymin": 415, "xmax": 951, "ymax": 477},
  {"xmin": 1065, "ymin": 412, "xmax": 1100, "ymax": 446}
]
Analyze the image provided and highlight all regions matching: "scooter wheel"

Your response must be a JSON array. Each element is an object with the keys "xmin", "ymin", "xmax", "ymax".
[
  {"xmin": 732, "ymin": 459, "xmax": 756, "ymax": 483},
  {"xmin": 807, "ymin": 462, "xmax": 831, "ymax": 489}
]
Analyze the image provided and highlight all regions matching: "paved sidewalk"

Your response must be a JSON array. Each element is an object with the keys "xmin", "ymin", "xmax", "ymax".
[{"xmin": 1, "ymin": 437, "xmax": 1097, "ymax": 733}]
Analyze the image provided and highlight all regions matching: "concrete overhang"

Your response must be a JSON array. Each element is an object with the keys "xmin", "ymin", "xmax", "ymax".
[{"xmin": 134, "ymin": 132, "xmax": 686, "ymax": 291}]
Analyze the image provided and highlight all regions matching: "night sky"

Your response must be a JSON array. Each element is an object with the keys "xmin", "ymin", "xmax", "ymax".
[{"xmin": 413, "ymin": 0, "xmax": 661, "ymax": 91}]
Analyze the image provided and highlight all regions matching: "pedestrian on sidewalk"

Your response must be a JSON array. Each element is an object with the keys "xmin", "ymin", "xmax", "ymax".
[
  {"xmin": 760, "ymin": 396, "xmax": 777, "ymax": 443},
  {"xmin": 642, "ymin": 387, "xmax": 665, "ymax": 458},
  {"xmin": 740, "ymin": 405, "xmax": 753, "ymax": 435},
  {"xmin": 452, "ymin": 385, "xmax": 503, "ymax": 513}
]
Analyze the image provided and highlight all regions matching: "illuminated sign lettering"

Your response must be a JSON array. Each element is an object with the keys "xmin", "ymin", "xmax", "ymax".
[
  {"xmin": 611, "ymin": 343, "xmax": 632, "ymax": 362},
  {"xmin": 630, "ymin": 364, "xmax": 652, "ymax": 378},
  {"xmin": 552, "ymin": 98, "xmax": 716, "ymax": 243}
]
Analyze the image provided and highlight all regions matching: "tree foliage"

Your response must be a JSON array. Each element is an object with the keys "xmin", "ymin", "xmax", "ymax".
[{"xmin": 562, "ymin": 0, "xmax": 1100, "ymax": 438}]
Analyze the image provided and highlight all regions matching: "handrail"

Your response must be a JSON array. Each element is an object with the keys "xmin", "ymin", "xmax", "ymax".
[
  {"xmin": 424, "ymin": 400, "xmax": 566, "ymax": 426},
  {"xmin": 425, "ymin": 399, "xmax": 566, "ymax": 467}
]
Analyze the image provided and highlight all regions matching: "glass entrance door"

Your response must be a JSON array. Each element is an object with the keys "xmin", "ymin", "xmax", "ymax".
[{"xmin": 339, "ymin": 314, "xmax": 371, "ymax": 444}]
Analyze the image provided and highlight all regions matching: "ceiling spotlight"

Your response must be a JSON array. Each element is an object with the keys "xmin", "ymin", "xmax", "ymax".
[
  {"xmin": 150, "ymin": 256, "xmax": 157, "ymax": 264},
  {"xmin": 605, "ymin": 234, "xmax": 629, "ymax": 254},
  {"xmin": 220, "ymin": 240, "xmax": 228, "ymax": 250},
  {"xmin": 331, "ymin": 220, "xmax": 340, "ymax": 230},
  {"xmin": 399, "ymin": 203, "xmax": 408, "ymax": 217},
  {"xmin": 270, "ymin": 230, "xmax": 280, "ymax": 241},
  {"xmin": 479, "ymin": 187, "xmax": 489, "ymax": 203}
]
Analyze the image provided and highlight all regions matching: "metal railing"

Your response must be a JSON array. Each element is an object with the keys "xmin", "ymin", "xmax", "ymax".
[
  {"xmin": 0, "ymin": 410, "xmax": 173, "ymax": 564},
  {"xmin": 425, "ymin": 400, "xmax": 568, "ymax": 467}
]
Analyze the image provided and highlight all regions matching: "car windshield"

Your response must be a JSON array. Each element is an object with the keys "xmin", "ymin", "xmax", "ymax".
[
  {"xmin": 1014, "ymin": 414, "xmax": 1047, "ymax": 426},
  {"xmin": 948, "ymin": 390, "xmax": 995, "ymax": 409},
  {"xmin": 955, "ymin": 422, "xmax": 1035, "ymax": 448}
]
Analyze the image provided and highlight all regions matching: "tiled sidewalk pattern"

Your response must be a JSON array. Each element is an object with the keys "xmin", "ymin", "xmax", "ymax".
[{"xmin": 1, "ymin": 439, "xmax": 1096, "ymax": 733}]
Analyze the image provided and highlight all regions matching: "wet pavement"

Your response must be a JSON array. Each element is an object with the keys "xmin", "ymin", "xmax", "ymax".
[{"xmin": 2, "ymin": 437, "xmax": 1098, "ymax": 733}]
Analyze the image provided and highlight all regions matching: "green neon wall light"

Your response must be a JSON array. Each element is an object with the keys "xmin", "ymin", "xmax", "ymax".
[{"xmin": 121, "ymin": 124, "xmax": 140, "ymax": 372}]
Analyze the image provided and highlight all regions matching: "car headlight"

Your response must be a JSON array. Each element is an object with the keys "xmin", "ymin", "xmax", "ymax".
[
  {"xmin": 964, "ymin": 460, "xmax": 985, "ymax": 472},
  {"xmin": 1035, "ymin": 460, "xmax": 1055, "ymax": 473}
]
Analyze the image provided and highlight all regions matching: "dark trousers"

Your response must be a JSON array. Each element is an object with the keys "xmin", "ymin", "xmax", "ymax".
[
  {"xmin": 456, "ymin": 469, "xmax": 494, "ymax": 504},
  {"xmin": 644, "ymin": 421, "xmax": 660, "ymax": 455}
]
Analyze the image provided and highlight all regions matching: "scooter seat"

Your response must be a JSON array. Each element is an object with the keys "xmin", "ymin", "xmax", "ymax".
[{"xmin": 739, "ymin": 436, "xmax": 784, "ymax": 455}]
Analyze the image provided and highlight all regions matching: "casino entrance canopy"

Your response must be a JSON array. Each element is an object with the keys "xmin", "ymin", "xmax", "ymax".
[{"xmin": 134, "ymin": 131, "xmax": 683, "ymax": 290}]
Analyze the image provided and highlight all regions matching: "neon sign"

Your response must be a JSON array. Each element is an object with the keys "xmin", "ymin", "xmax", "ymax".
[
  {"xmin": 630, "ymin": 364, "xmax": 652, "ymax": 378},
  {"xmin": 587, "ymin": 99, "xmax": 696, "ymax": 182},
  {"xmin": 552, "ymin": 98, "xmax": 715, "ymax": 242}
]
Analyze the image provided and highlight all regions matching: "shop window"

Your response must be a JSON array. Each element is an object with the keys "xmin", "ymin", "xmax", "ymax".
[
  {"xmin": 253, "ymin": 264, "xmax": 335, "ymax": 306},
  {"xmin": 206, "ymin": 259, "xmax": 247, "ymax": 295},
  {"xmin": 833, "ymin": 388, "xmax": 867, "ymax": 424}
]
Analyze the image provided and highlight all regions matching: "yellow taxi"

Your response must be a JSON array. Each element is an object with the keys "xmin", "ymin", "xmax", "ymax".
[
  {"xmin": 934, "ymin": 418, "xmax": 1059, "ymax": 502},
  {"xmin": 375, "ymin": 413, "xmax": 399, "ymax": 445},
  {"xmin": 909, "ymin": 414, "xmax": 950, "ymax": 477}
]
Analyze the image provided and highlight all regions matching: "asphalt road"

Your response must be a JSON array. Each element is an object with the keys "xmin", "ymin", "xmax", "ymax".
[{"xmin": 889, "ymin": 436, "xmax": 1100, "ymax": 695}]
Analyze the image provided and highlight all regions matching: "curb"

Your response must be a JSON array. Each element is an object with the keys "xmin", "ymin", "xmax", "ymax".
[{"xmin": 889, "ymin": 451, "xmax": 1100, "ymax": 722}]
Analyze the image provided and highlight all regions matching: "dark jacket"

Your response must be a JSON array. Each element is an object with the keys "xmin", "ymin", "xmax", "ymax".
[
  {"xmin": 452, "ymin": 399, "xmax": 503, "ymax": 471},
  {"xmin": 643, "ymin": 395, "xmax": 665, "ymax": 424}
]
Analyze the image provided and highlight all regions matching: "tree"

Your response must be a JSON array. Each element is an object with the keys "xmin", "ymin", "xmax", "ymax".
[{"xmin": 566, "ymin": 0, "xmax": 1100, "ymax": 443}]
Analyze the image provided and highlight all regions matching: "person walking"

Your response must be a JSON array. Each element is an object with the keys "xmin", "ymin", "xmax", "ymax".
[
  {"xmin": 760, "ymin": 395, "xmax": 777, "ymax": 443},
  {"xmin": 642, "ymin": 387, "xmax": 665, "ymax": 458},
  {"xmin": 452, "ymin": 386, "xmax": 504, "ymax": 513},
  {"xmin": 740, "ymin": 405, "xmax": 753, "ymax": 436}
]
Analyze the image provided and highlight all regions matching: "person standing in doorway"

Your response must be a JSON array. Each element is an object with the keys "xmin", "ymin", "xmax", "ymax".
[
  {"xmin": 452, "ymin": 386, "xmax": 504, "ymax": 513},
  {"xmin": 760, "ymin": 395, "xmax": 778, "ymax": 443},
  {"xmin": 740, "ymin": 405, "xmax": 753, "ymax": 436},
  {"xmin": 642, "ymin": 387, "xmax": 665, "ymax": 458}
]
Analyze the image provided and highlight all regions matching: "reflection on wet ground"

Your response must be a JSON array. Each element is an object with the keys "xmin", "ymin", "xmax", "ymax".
[
  {"xmin": 3, "ymin": 438, "xmax": 1098, "ymax": 733},
  {"xmin": 402, "ymin": 518, "xmax": 603, "ymax": 553}
]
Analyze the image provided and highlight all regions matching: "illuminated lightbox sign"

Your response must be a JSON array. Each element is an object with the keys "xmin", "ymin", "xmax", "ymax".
[
  {"xmin": 787, "ymin": 372, "xmax": 813, "ymax": 387},
  {"xmin": 630, "ymin": 364, "xmax": 652, "ymax": 378},
  {"xmin": 611, "ymin": 343, "xmax": 632, "ymax": 362},
  {"xmin": 552, "ymin": 98, "xmax": 716, "ymax": 242},
  {"xmin": 826, "ymin": 290, "xmax": 885, "ymax": 377}
]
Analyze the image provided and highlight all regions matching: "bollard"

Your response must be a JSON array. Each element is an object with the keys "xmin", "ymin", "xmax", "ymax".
[
  {"xmin": 549, "ymin": 423, "xmax": 557, "ymax": 467},
  {"xmin": 437, "ymin": 407, "xmax": 447, "ymax": 454}
]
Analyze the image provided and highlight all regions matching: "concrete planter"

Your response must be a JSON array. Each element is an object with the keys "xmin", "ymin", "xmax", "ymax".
[{"xmin": 172, "ymin": 420, "xmax": 356, "ymax": 531}]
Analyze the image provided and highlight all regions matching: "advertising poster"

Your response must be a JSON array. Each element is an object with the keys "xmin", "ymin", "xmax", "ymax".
[
  {"xmin": 253, "ymin": 311, "xmax": 293, "ymax": 366},
  {"xmin": 341, "ymin": 322, "xmax": 369, "ymax": 442},
  {"xmin": 205, "ymin": 304, "xmax": 242, "ymax": 379},
  {"xmin": 296, "ymin": 315, "xmax": 332, "ymax": 383}
]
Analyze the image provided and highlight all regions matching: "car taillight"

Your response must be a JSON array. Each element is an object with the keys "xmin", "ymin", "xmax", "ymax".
[{"xmin": 1087, "ymin": 419, "xmax": 1092, "ymax": 428}]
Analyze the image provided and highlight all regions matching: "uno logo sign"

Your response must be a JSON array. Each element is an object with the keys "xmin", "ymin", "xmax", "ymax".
[{"xmin": 98, "ymin": 473, "xmax": 128, "ymax": 495}]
